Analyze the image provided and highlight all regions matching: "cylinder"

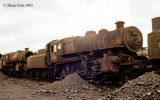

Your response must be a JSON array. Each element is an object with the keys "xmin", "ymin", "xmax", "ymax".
[
  {"xmin": 152, "ymin": 17, "xmax": 160, "ymax": 32},
  {"xmin": 115, "ymin": 21, "xmax": 125, "ymax": 30}
]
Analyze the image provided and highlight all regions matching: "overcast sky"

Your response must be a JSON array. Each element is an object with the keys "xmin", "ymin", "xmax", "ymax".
[{"xmin": 0, "ymin": 0, "xmax": 160, "ymax": 54}]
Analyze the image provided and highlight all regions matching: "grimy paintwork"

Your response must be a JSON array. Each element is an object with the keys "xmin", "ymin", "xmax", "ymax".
[
  {"xmin": 148, "ymin": 17, "xmax": 160, "ymax": 59},
  {"xmin": 1, "ymin": 48, "xmax": 33, "ymax": 72}
]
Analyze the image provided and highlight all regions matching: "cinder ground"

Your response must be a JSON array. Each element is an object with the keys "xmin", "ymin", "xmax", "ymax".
[{"xmin": 0, "ymin": 72, "xmax": 160, "ymax": 100}]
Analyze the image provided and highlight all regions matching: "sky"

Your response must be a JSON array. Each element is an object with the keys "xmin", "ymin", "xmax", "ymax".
[{"xmin": 0, "ymin": 0, "xmax": 160, "ymax": 54}]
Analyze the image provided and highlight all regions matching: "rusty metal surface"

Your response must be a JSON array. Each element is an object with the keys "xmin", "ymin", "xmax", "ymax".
[
  {"xmin": 148, "ymin": 32, "xmax": 160, "ymax": 59},
  {"xmin": 50, "ymin": 53, "xmax": 59, "ymax": 62},
  {"xmin": 45, "ymin": 21, "xmax": 143, "ymax": 69},
  {"xmin": 45, "ymin": 22, "xmax": 143, "ymax": 66},
  {"xmin": 71, "ymin": 26, "xmax": 142, "ymax": 53},
  {"xmin": 152, "ymin": 17, "xmax": 160, "ymax": 32},
  {"xmin": 8, "ymin": 51, "xmax": 33, "ymax": 62},
  {"xmin": 1, "ymin": 49, "xmax": 33, "ymax": 68},
  {"xmin": 73, "ymin": 34, "xmax": 98, "ymax": 52},
  {"xmin": 27, "ymin": 53, "xmax": 47, "ymax": 69},
  {"xmin": 63, "ymin": 37, "xmax": 79, "ymax": 54},
  {"xmin": 148, "ymin": 17, "xmax": 160, "ymax": 59},
  {"xmin": 101, "ymin": 29, "xmax": 122, "ymax": 48},
  {"xmin": 115, "ymin": 21, "xmax": 125, "ymax": 30},
  {"xmin": 99, "ymin": 54, "xmax": 120, "ymax": 73},
  {"xmin": 123, "ymin": 26, "xmax": 143, "ymax": 52},
  {"xmin": 62, "ymin": 29, "xmax": 108, "ymax": 54},
  {"xmin": 85, "ymin": 31, "xmax": 96, "ymax": 37}
]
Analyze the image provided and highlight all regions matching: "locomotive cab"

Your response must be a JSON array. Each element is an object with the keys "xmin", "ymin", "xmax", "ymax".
[{"xmin": 46, "ymin": 40, "xmax": 63, "ymax": 64}]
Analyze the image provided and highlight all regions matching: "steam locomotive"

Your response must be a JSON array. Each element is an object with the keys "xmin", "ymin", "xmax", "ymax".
[{"xmin": 0, "ymin": 17, "xmax": 159, "ymax": 83}]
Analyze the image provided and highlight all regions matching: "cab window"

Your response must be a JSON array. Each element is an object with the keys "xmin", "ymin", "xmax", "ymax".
[
  {"xmin": 58, "ymin": 43, "xmax": 62, "ymax": 49},
  {"xmin": 54, "ymin": 45, "xmax": 57, "ymax": 52}
]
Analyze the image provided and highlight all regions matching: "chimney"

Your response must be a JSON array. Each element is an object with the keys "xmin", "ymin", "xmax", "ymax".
[
  {"xmin": 152, "ymin": 17, "xmax": 160, "ymax": 32},
  {"xmin": 115, "ymin": 21, "xmax": 125, "ymax": 30},
  {"xmin": 25, "ymin": 48, "xmax": 29, "ymax": 52}
]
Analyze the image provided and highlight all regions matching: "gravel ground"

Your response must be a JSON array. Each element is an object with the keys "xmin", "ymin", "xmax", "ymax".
[
  {"xmin": 99, "ymin": 71, "xmax": 160, "ymax": 100},
  {"xmin": 0, "ymin": 71, "xmax": 160, "ymax": 100}
]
